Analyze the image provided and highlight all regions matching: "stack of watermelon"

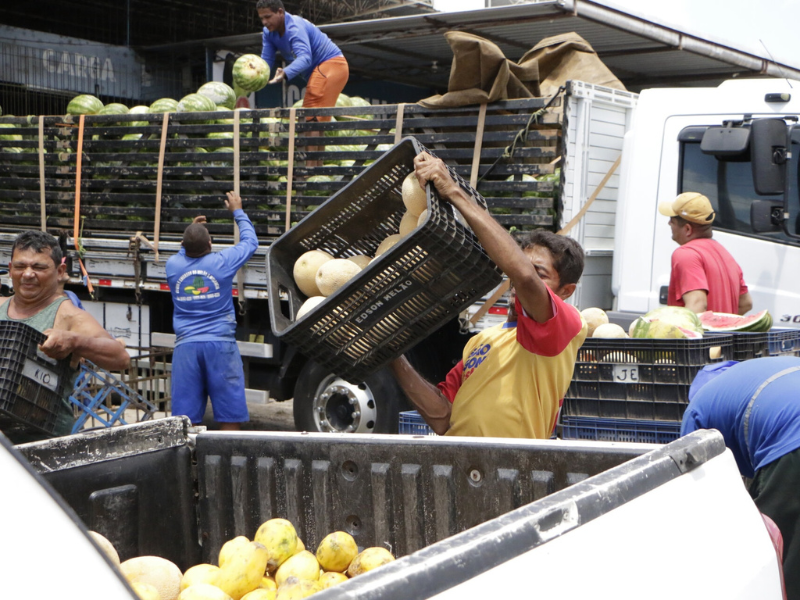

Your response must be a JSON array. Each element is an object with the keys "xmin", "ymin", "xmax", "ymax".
[
  {"xmin": 699, "ymin": 310, "xmax": 773, "ymax": 333},
  {"xmin": 630, "ymin": 307, "xmax": 705, "ymax": 340}
]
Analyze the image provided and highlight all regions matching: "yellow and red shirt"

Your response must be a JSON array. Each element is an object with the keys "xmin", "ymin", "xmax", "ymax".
[{"xmin": 438, "ymin": 288, "xmax": 587, "ymax": 439}]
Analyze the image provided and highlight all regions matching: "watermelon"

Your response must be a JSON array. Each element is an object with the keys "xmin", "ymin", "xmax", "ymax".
[
  {"xmin": 178, "ymin": 93, "xmax": 217, "ymax": 113},
  {"xmin": 335, "ymin": 93, "xmax": 353, "ymax": 107},
  {"xmin": 149, "ymin": 98, "xmax": 179, "ymax": 113},
  {"xmin": 197, "ymin": 82, "xmax": 237, "ymax": 110},
  {"xmin": 232, "ymin": 54, "xmax": 270, "ymax": 94},
  {"xmin": 98, "ymin": 103, "xmax": 129, "ymax": 115},
  {"xmin": 127, "ymin": 105, "xmax": 150, "ymax": 128},
  {"xmin": 0, "ymin": 124, "xmax": 22, "ymax": 142},
  {"xmin": 631, "ymin": 306, "xmax": 705, "ymax": 340},
  {"xmin": 699, "ymin": 310, "xmax": 772, "ymax": 333},
  {"xmin": 67, "ymin": 94, "xmax": 104, "ymax": 115}
]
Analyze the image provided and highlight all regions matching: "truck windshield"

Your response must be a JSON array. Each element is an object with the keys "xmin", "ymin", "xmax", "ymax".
[{"xmin": 678, "ymin": 130, "xmax": 800, "ymax": 245}]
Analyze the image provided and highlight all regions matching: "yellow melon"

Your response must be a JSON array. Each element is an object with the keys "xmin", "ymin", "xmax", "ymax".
[
  {"xmin": 121, "ymin": 556, "xmax": 183, "ymax": 600},
  {"xmin": 88, "ymin": 530, "xmax": 120, "ymax": 567},
  {"xmin": 315, "ymin": 532, "xmax": 358, "ymax": 573},
  {"xmin": 275, "ymin": 551, "xmax": 320, "ymax": 586},
  {"xmin": 375, "ymin": 234, "xmax": 401, "ymax": 257},
  {"xmin": 275, "ymin": 577, "xmax": 322, "ymax": 600},
  {"xmin": 417, "ymin": 209, "xmax": 428, "ymax": 226},
  {"xmin": 216, "ymin": 541, "xmax": 269, "ymax": 600},
  {"xmin": 347, "ymin": 255, "xmax": 371, "ymax": 269},
  {"xmin": 181, "ymin": 564, "xmax": 221, "ymax": 591},
  {"xmin": 592, "ymin": 323, "xmax": 627, "ymax": 339},
  {"xmin": 293, "ymin": 250, "xmax": 333, "ymax": 297},
  {"xmin": 219, "ymin": 536, "xmax": 251, "ymax": 568},
  {"xmin": 257, "ymin": 577, "xmax": 277, "ymax": 591},
  {"xmin": 401, "ymin": 172, "xmax": 427, "ymax": 215},
  {"xmin": 254, "ymin": 519, "xmax": 298, "ymax": 573},
  {"xmin": 318, "ymin": 572, "xmax": 349, "ymax": 589},
  {"xmin": 178, "ymin": 583, "xmax": 233, "ymax": 600},
  {"xmin": 241, "ymin": 590, "xmax": 276, "ymax": 600},
  {"xmin": 315, "ymin": 259, "xmax": 361, "ymax": 297},
  {"xmin": 295, "ymin": 296, "xmax": 325, "ymax": 321},
  {"xmin": 292, "ymin": 539, "xmax": 305, "ymax": 555},
  {"xmin": 347, "ymin": 547, "xmax": 395, "ymax": 578}
]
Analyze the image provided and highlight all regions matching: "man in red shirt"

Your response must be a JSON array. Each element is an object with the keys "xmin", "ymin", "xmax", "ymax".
[{"xmin": 659, "ymin": 192, "xmax": 752, "ymax": 315}]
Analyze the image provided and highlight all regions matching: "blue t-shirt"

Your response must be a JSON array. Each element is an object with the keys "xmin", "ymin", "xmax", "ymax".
[
  {"xmin": 166, "ymin": 210, "xmax": 258, "ymax": 344},
  {"xmin": 261, "ymin": 12, "xmax": 343, "ymax": 81},
  {"xmin": 681, "ymin": 356, "xmax": 800, "ymax": 478}
]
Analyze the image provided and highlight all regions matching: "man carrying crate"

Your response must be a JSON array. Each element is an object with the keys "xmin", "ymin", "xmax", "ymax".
[
  {"xmin": 0, "ymin": 231, "xmax": 131, "ymax": 442},
  {"xmin": 389, "ymin": 152, "xmax": 588, "ymax": 439}
]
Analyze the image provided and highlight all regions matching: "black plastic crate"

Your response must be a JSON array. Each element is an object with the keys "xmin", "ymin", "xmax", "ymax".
[
  {"xmin": 266, "ymin": 137, "xmax": 503, "ymax": 383},
  {"xmin": 561, "ymin": 415, "xmax": 681, "ymax": 444},
  {"xmin": 706, "ymin": 329, "xmax": 800, "ymax": 360},
  {"xmin": 0, "ymin": 321, "xmax": 72, "ymax": 435},
  {"xmin": 563, "ymin": 335, "xmax": 733, "ymax": 421}
]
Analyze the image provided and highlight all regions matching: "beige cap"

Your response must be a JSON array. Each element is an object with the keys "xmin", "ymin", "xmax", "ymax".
[{"xmin": 658, "ymin": 192, "xmax": 715, "ymax": 224}]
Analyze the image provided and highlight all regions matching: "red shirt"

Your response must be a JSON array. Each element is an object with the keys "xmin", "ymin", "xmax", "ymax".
[{"xmin": 668, "ymin": 238, "xmax": 748, "ymax": 314}]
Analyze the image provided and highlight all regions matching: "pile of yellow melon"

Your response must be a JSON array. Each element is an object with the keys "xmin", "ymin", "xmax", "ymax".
[
  {"xmin": 292, "ymin": 172, "xmax": 428, "ymax": 321},
  {"xmin": 90, "ymin": 518, "xmax": 395, "ymax": 600}
]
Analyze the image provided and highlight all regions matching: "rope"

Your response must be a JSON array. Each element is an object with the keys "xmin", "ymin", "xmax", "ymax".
[{"xmin": 477, "ymin": 86, "xmax": 566, "ymax": 186}]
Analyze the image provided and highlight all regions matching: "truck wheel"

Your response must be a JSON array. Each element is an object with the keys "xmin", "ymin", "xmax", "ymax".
[{"xmin": 293, "ymin": 361, "xmax": 405, "ymax": 434}]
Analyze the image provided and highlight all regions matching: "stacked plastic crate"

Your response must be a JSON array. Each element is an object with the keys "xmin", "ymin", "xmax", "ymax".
[{"xmin": 561, "ymin": 335, "xmax": 734, "ymax": 444}]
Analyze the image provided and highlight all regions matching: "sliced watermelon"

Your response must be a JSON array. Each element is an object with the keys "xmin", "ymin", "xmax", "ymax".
[{"xmin": 699, "ymin": 310, "xmax": 772, "ymax": 333}]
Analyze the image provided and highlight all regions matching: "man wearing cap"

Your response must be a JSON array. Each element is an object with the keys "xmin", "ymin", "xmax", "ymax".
[
  {"xmin": 682, "ymin": 356, "xmax": 800, "ymax": 599},
  {"xmin": 659, "ymin": 192, "xmax": 752, "ymax": 315},
  {"xmin": 166, "ymin": 192, "xmax": 258, "ymax": 431}
]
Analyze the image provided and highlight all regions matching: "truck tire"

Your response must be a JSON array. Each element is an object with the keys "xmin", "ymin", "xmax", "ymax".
[{"xmin": 293, "ymin": 361, "xmax": 405, "ymax": 434}]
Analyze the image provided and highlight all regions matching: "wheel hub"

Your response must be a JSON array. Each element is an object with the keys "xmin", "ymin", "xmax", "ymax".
[{"xmin": 312, "ymin": 377, "xmax": 378, "ymax": 433}]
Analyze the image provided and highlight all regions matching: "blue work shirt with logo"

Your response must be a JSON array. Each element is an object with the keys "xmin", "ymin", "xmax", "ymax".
[{"xmin": 166, "ymin": 210, "xmax": 258, "ymax": 345}]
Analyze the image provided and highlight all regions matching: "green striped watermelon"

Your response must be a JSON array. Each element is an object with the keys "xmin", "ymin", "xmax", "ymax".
[
  {"xmin": 98, "ymin": 103, "xmax": 129, "ymax": 115},
  {"xmin": 128, "ymin": 105, "xmax": 150, "ymax": 127},
  {"xmin": 67, "ymin": 94, "xmax": 104, "ymax": 115},
  {"xmin": 149, "ymin": 98, "xmax": 179, "ymax": 113},
  {"xmin": 197, "ymin": 82, "xmax": 236, "ymax": 110},
  {"xmin": 232, "ymin": 55, "xmax": 270, "ymax": 93},
  {"xmin": 177, "ymin": 93, "xmax": 217, "ymax": 113},
  {"xmin": 0, "ymin": 124, "xmax": 22, "ymax": 142}
]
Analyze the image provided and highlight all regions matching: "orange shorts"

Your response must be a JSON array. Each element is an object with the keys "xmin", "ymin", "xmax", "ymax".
[{"xmin": 303, "ymin": 56, "xmax": 349, "ymax": 122}]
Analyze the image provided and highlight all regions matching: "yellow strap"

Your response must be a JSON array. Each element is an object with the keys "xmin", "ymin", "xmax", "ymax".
[
  {"xmin": 285, "ymin": 107, "xmax": 297, "ymax": 231},
  {"xmin": 394, "ymin": 103, "xmax": 406, "ymax": 144},
  {"xmin": 73, "ymin": 115, "xmax": 94, "ymax": 296},
  {"xmin": 153, "ymin": 111, "xmax": 170, "ymax": 263},
  {"xmin": 469, "ymin": 155, "xmax": 621, "ymax": 326},
  {"xmin": 38, "ymin": 117, "xmax": 46, "ymax": 231},
  {"xmin": 469, "ymin": 103, "xmax": 488, "ymax": 189}
]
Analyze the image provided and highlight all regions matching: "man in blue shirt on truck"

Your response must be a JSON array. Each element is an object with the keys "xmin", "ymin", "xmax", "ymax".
[
  {"xmin": 166, "ymin": 192, "xmax": 259, "ymax": 431},
  {"xmin": 682, "ymin": 356, "xmax": 800, "ymax": 599}
]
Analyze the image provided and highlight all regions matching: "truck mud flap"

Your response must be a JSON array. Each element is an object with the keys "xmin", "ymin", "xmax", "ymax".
[{"xmin": 193, "ymin": 432, "xmax": 656, "ymax": 564}]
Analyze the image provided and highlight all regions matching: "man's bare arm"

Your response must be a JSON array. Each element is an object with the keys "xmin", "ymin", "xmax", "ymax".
[
  {"xmin": 738, "ymin": 292, "xmax": 753, "ymax": 316},
  {"xmin": 42, "ymin": 307, "xmax": 131, "ymax": 370},
  {"xmin": 412, "ymin": 153, "xmax": 553, "ymax": 322},
  {"xmin": 388, "ymin": 357, "xmax": 451, "ymax": 435},
  {"xmin": 682, "ymin": 289, "xmax": 708, "ymax": 314}
]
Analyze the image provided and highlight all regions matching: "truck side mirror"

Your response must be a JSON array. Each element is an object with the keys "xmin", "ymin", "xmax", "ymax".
[
  {"xmin": 750, "ymin": 200, "xmax": 784, "ymax": 233},
  {"xmin": 751, "ymin": 119, "xmax": 787, "ymax": 195},
  {"xmin": 700, "ymin": 126, "xmax": 750, "ymax": 157}
]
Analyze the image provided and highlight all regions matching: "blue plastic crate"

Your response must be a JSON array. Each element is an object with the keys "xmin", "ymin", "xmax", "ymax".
[
  {"xmin": 398, "ymin": 411, "xmax": 436, "ymax": 436},
  {"xmin": 561, "ymin": 415, "xmax": 681, "ymax": 444}
]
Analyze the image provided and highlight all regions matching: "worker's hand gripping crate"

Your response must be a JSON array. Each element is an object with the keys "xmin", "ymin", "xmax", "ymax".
[
  {"xmin": 267, "ymin": 137, "xmax": 503, "ymax": 383},
  {"xmin": 0, "ymin": 321, "xmax": 72, "ymax": 436}
]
